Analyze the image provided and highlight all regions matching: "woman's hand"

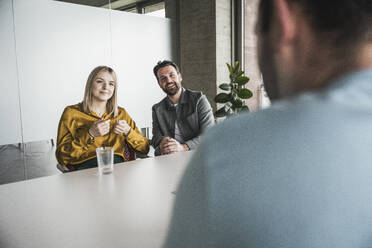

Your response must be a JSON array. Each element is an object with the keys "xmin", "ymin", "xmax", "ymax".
[
  {"xmin": 89, "ymin": 119, "xmax": 110, "ymax": 138},
  {"xmin": 113, "ymin": 120, "xmax": 131, "ymax": 136}
]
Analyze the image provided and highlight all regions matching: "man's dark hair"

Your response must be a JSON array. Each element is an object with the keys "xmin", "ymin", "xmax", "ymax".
[
  {"xmin": 259, "ymin": 0, "xmax": 372, "ymax": 44},
  {"xmin": 153, "ymin": 60, "xmax": 180, "ymax": 82}
]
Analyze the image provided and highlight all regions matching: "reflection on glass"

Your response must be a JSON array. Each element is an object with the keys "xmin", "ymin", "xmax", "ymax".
[
  {"xmin": 144, "ymin": 2, "xmax": 165, "ymax": 17},
  {"xmin": 54, "ymin": 0, "xmax": 111, "ymax": 8},
  {"xmin": 101, "ymin": 0, "xmax": 165, "ymax": 17}
]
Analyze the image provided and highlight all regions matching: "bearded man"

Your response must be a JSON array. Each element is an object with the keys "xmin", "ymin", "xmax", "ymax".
[{"xmin": 152, "ymin": 60, "xmax": 214, "ymax": 156}]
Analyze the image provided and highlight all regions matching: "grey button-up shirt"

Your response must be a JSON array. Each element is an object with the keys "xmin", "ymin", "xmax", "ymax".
[{"xmin": 151, "ymin": 88, "xmax": 215, "ymax": 156}]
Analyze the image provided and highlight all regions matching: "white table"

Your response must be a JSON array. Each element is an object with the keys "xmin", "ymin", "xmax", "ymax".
[{"xmin": 0, "ymin": 151, "xmax": 194, "ymax": 248}]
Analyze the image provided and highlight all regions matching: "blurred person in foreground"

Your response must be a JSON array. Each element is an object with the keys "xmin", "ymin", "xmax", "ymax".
[
  {"xmin": 56, "ymin": 66, "xmax": 149, "ymax": 171},
  {"xmin": 164, "ymin": 0, "xmax": 372, "ymax": 247}
]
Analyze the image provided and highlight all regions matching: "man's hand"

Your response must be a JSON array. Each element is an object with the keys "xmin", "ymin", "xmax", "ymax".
[
  {"xmin": 160, "ymin": 137, "xmax": 189, "ymax": 155},
  {"xmin": 113, "ymin": 120, "xmax": 131, "ymax": 136},
  {"xmin": 159, "ymin": 136, "xmax": 172, "ymax": 154},
  {"xmin": 89, "ymin": 119, "xmax": 110, "ymax": 137}
]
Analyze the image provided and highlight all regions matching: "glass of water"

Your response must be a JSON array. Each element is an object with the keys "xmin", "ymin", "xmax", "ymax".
[{"xmin": 96, "ymin": 147, "xmax": 114, "ymax": 174}]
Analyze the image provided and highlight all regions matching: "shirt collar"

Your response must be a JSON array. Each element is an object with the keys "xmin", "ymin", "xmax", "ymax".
[{"xmin": 165, "ymin": 88, "xmax": 186, "ymax": 109}]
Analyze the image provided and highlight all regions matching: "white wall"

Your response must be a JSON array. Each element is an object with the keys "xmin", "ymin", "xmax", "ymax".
[
  {"xmin": 111, "ymin": 10, "xmax": 172, "ymax": 129},
  {"xmin": 0, "ymin": 0, "xmax": 23, "ymax": 145},
  {"xmin": 0, "ymin": 0, "xmax": 172, "ymax": 145}
]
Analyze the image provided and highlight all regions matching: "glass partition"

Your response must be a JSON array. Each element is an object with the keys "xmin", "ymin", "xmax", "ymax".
[
  {"xmin": 54, "ymin": 0, "xmax": 110, "ymax": 7},
  {"xmin": 0, "ymin": 0, "xmax": 172, "ymax": 184},
  {"xmin": 0, "ymin": 0, "xmax": 111, "ymax": 184}
]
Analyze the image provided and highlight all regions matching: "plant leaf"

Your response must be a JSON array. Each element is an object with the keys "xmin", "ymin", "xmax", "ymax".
[
  {"xmin": 231, "ymin": 82, "xmax": 238, "ymax": 89},
  {"xmin": 232, "ymin": 98, "xmax": 243, "ymax": 108},
  {"xmin": 214, "ymin": 93, "xmax": 231, "ymax": 103},
  {"xmin": 215, "ymin": 103, "xmax": 232, "ymax": 117},
  {"xmin": 218, "ymin": 83, "xmax": 231, "ymax": 91},
  {"xmin": 233, "ymin": 63, "xmax": 240, "ymax": 73},
  {"xmin": 234, "ymin": 61, "xmax": 240, "ymax": 71},
  {"xmin": 226, "ymin": 63, "xmax": 233, "ymax": 73},
  {"xmin": 236, "ymin": 76, "xmax": 250, "ymax": 86},
  {"xmin": 215, "ymin": 107, "xmax": 227, "ymax": 118},
  {"xmin": 239, "ymin": 105, "xmax": 250, "ymax": 112},
  {"xmin": 237, "ymin": 88, "xmax": 253, "ymax": 99}
]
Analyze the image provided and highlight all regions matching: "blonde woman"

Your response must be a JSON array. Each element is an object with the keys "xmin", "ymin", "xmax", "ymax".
[{"xmin": 56, "ymin": 66, "xmax": 149, "ymax": 171}]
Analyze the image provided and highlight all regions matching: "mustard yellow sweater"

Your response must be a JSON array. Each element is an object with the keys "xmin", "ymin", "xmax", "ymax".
[{"xmin": 56, "ymin": 103, "xmax": 149, "ymax": 166}]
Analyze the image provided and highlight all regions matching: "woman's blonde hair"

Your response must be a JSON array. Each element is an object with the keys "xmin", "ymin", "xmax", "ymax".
[{"xmin": 82, "ymin": 66, "xmax": 118, "ymax": 117}]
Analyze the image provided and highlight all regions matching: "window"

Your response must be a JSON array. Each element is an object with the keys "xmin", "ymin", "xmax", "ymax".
[
  {"xmin": 233, "ymin": 0, "xmax": 270, "ymax": 111},
  {"xmin": 144, "ymin": 2, "xmax": 165, "ymax": 17},
  {"xmin": 107, "ymin": 0, "xmax": 165, "ymax": 17},
  {"xmin": 243, "ymin": 0, "xmax": 270, "ymax": 110}
]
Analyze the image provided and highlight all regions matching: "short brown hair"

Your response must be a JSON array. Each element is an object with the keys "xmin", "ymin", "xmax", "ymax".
[{"xmin": 153, "ymin": 60, "xmax": 180, "ymax": 82}]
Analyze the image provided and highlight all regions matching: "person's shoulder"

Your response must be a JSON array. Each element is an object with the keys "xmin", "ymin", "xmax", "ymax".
[
  {"xmin": 117, "ymin": 106, "xmax": 131, "ymax": 118},
  {"xmin": 182, "ymin": 89, "xmax": 206, "ymax": 106},
  {"xmin": 184, "ymin": 88, "xmax": 203, "ymax": 99},
  {"xmin": 117, "ymin": 106, "xmax": 126, "ymax": 113},
  {"xmin": 60, "ymin": 103, "xmax": 83, "ymax": 121},
  {"xmin": 206, "ymin": 91, "xmax": 331, "ymax": 143},
  {"xmin": 152, "ymin": 96, "xmax": 168, "ymax": 110},
  {"xmin": 63, "ymin": 103, "xmax": 82, "ymax": 114},
  {"xmin": 205, "ymin": 98, "xmax": 302, "ymax": 139}
]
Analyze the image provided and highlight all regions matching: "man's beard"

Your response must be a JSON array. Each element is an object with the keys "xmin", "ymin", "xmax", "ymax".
[{"xmin": 162, "ymin": 82, "xmax": 180, "ymax": 96}]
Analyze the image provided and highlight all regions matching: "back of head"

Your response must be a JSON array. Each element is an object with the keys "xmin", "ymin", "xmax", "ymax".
[
  {"xmin": 257, "ymin": 0, "xmax": 372, "ymax": 99},
  {"xmin": 260, "ymin": 0, "xmax": 372, "ymax": 46}
]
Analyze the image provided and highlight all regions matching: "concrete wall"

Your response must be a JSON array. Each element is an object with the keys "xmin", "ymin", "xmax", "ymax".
[
  {"xmin": 179, "ymin": 0, "xmax": 218, "ymax": 110},
  {"xmin": 165, "ymin": 0, "xmax": 266, "ymax": 112},
  {"xmin": 165, "ymin": 0, "xmax": 232, "ymax": 111}
]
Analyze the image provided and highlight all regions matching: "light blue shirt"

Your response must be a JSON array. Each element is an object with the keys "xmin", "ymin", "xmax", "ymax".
[{"xmin": 164, "ymin": 70, "xmax": 372, "ymax": 248}]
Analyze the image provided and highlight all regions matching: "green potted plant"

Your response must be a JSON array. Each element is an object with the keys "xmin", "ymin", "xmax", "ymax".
[{"xmin": 214, "ymin": 61, "xmax": 252, "ymax": 117}]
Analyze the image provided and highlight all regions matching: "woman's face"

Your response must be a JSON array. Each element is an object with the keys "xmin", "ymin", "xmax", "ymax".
[{"xmin": 91, "ymin": 70, "xmax": 115, "ymax": 103}]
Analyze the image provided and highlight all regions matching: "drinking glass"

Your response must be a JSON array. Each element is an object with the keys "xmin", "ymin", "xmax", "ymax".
[{"xmin": 96, "ymin": 147, "xmax": 114, "ymax": 174}]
